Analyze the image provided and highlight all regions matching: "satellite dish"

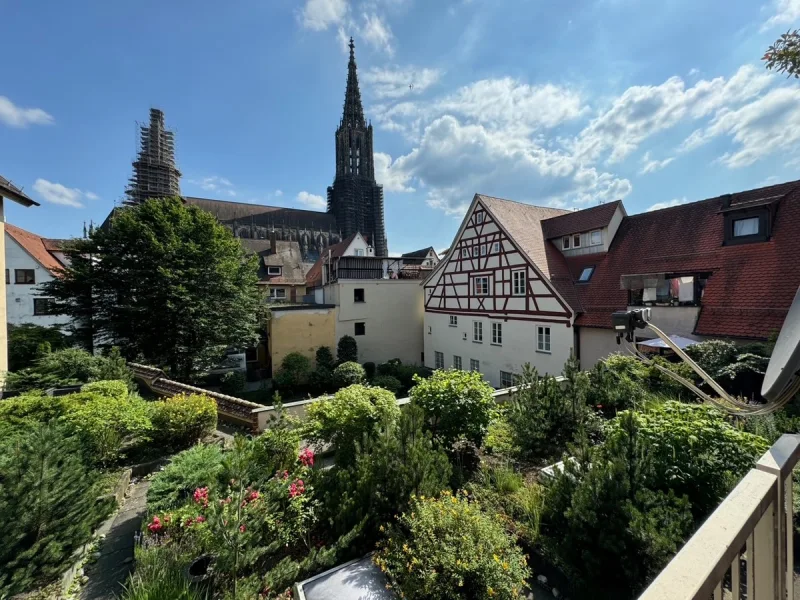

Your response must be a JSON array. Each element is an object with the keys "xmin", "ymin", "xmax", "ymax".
[{"xmin": 762, "ymin": 286, "xmax": 800, "ymax": 401}]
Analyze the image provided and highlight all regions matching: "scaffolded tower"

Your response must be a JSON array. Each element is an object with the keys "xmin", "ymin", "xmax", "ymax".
[
  {"xmin": 125, "ymin": 108, "xmax": 181, "ymax": 206},
  {"xmin": 327, "ymin": 38, "xmax": 388, "ymax": 256}
]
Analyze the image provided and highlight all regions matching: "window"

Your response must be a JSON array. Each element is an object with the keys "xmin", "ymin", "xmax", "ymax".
[
  {"xmin": 15, "ymin": 269, "xmax": 35, "ymax": 284},
  {"xmin": 491, "ymin": 322, "xmax": 502, "ymax": 345},
  {"xmin": 480, "ymin": 244, "xmax": 487, "ymax": 256},
  {"xmin": 461, "ymin": 248, "xmax": 469, "ymax": 258},
  {"xmin": 537, "ymin": 326, "xmax": 551, "ymax": 353},
  {"xmin": 578, "ymin": 266, "xmax": 595, "ymax": 282},
  {"xmin": 492, "ymin": 242, "xmax": 501, "ymax": 253},
  {"xmin": 475, "ymin": 212, "xmax": 484, "ymax": 224},
  {"xmin": 354, "ymin": 249, "xmax": 365, "ymax": 256},
  {"xmin": 733, "ymin": 217, "xmax": 759, "ymax": 237},
  {"xmin": 573, "ymin": 234, "xmax": 581, "ymax": 248},
  {"xmin": 500, "ymin": 370, "xmax": 514, "ymax": 387},
  {"xmin": 434, "ymin": 351, "xmax": 444, "ymax": 369},
  {"xmin": 590, "ymin": 230, "xmax": 602, "ymax": 246},
  {"xmin": 33, "ymin": 298, "xmax": 56, "ymax": 316},
  {"xmin": 428, "ymin": 325, "xmax": 432, "ymax": 334},
  {"xmin": 355, "ymin": 322, "xmax": 366, "ymax": 336},
  {"xmin": 562, "ymin": 236, "xmax": 571, "ymax": 250},
  {"xmin": 354, "ymin": 288, "xmax": 365, "ymax": 303},
  {"xmin": 512, "ymin": 270, "xmax": 526, "ymax": 296},
  {"xmin": 470, "ymin": 359, "xmax": 480, "ymax": 372},
  {"xmin": 453, "ymin": 355, "xmax": 462, "ymax": 369},
  {"xmin": 473, "ymin": 276, "xmax": 489, "ymax": 296},
  {"xmin": 267, "ymin": 266, "xmax": 282, "ymax": 276},
  {"xmin": 269, "ymin": 288, "xmax": 286, "ymax": 299},
  {"xmin": 4, "ymin": 270, "xmax": 8, "ymax": 284},
  {"xmin": 449, "ymin": 315, "xmax": 458, "ymax": 326},
  {"xmin": 473, "ymin": 321, "xmax": 483, "ymax": 342},
  {"xmin": 472, "ymin": 246, "xmax": 479, "ymax": 257}
]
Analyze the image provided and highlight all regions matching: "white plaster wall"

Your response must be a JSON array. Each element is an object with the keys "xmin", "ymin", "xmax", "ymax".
[
  {"xmin": 344, "ymin": 234, "xmax": 370, "ymax": 256},
  {"xmin": 605, "ymin": 206, "xmax": 625, "ymax": 249},
  {"xmin": 334, "ymin": 280, "xmax": 424, "ymax": 364},
  {"xmin": 5, "ymin": 234, "xmax": 69, "ymax": 327},
  {"xmin": 560, "ymin": 229, "xmax": 607, "ymax": 257},
  {"xmin": 578, "ymin": 327, "xmax": 620, "ymax": 368},
  {"xmin": 424, "ymin": 311, "xmax": 573, "ymax": 387}
]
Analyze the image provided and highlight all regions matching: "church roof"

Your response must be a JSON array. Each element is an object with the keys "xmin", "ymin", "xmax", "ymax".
[{"xmin": 183, "ymin": 196, "xmax": 337, "ymax": 231}]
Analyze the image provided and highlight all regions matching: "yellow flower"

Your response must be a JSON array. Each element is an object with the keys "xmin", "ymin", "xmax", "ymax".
[
  {"xmin": 493, "ymin": 554, "xmax": 500, "ymax": 563},
  {"xmin": 488, "ymin": 587, "xmax": 496, "ymax": 596},
  {"xmin": 502, "ymin": 561, "xmax": 509, "ymax": 570},
  {"xmin": 379, "ymin": 524, "xmax": 385, "ymax": 532}
]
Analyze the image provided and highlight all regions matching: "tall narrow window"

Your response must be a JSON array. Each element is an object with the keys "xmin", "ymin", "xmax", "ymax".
[
  {"xmin": 434, "ymin": 351, "xmax": 444, "ymax": 369},
  {"xmin": 537, "ymin": 326, "xmax": 551, "ymax": 353},
  {"xmin": 473, "ymin": 276, "xmax": 489, "ymax": 296},
  {"xmin": 462, "ymin": 248, "xmax": 469, "ymax": 258},
  {"xmin": 492, "ymin": 242, "xmax": 501, "ymax": 253},
  {"xmin": 491, "ymin": 322, "xmax": 502, "ymax": 345},
  {"xmin": 473, "ymin": 321, "xmax": 483, "ymax": 342},
  {"xmin": 590, "ymin": 230, "xmax": 602, "ymax": 245},
  {"xmin": 475, "ymin": 212, "xmax": 484, "ymax": 224},
  {"xmin": 354, "ymin": 288, "xmax": 365, "ymax": 303},
  {"xmin": 453, "ymin": 355, "xmax": 462, "ymax": 370},
  {"xmin": 480, "ymin": 244, "xmax": 487, "ymax": 256},
  {"xmin": 470, "ymin": 359, "xmax": 480, "ymax": 372},
  {"xmin": 562, "ymin": 236, "xmax": 571, "ymax": 250},
  {"xmin": 449, "ymin": 315, "xmax": 458, "ymax": 326},
  {"xmin": 512, "ymin": 270, "xmax": 526, "ymax": 296},
  {"xmin": 573, "ymin": 234, "xmax": 581, "ymax": 248},
  {"xmin": 472, "ymin": 246, "xmax": 479, "ymax": 257}
]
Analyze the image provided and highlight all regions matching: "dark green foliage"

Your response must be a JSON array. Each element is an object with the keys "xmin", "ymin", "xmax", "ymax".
[
  {"xmin": 220, "ymin": 370, "xmax": 246, "ymax": 395},
  {"xmin": 121, "ymin": 541, "xmax": 205, "ymax": 600},
  {"xmin": 684, "ymin": 339, "xmax": 770, "ymax": 398},
  {"xmin": 146, "ymin": 444, "xmax": 225, "ymax": 513},
  {"xmin": 764, "ymin": 29, "xmax": 800, "ymax": 78},
  {"xmin": 378, "ymin": 359, "xmax": 433, "ymax": 396},
  {"xmin": 315, "ymin": 346, "xmax": 335, "ymax": 371},
  {"xmin": 39, "ymin": 198, "xmax": 265, "ymax": 381},
  {"xmin": 410, "ymin": 369, "xmax": 495, "ymax": 448},
  {"xmin": 7, "ymin": 323, "xmax": 68, "ymax": 372},
  {"xmin": 273, "ymin": 352, "xmax": 312, "ymax": 395},
  {"xmin": 586, "ymin": 360, "xmax": 647, "ymax": 412},
  {"xmin": 308, "ymin": 366, "xmax": 335, "ymax": 394},
  {"xmin": 249, "ymin": 401, "xmax": 302, "ymax": 487},
  {"xmin": 371, "ymin": 374, "xmax": 402, "ymax": 394},
  {"xmin": 362, "ymin": 361, "xmax": 376, "ymax": 379},
  {"xmin": 5, "ymin": 347, "xmax": 134, "ymax": 393},
  {"xmin": 333, "ymin": 361, "xmax": 366, "ymax": 388},
  {"xmin": 337, "ymin": 335, "xmax": 358, "ymax": 363},
  {"xmin": 149, "ymin": 393, "xmax": 218, "ymax": 451},
  {"xmin": 0, "ymin": 424, "xmax": 112, "ymax": 596}
]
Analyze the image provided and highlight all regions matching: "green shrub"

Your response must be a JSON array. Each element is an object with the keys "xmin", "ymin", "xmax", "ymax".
[
  {"xmin": 81, "ymin": 379, "xmax": 129, "ymax": 402},
  {"xmin": 362, "ymin": 361, "xmax": 376, "ymax": 379},
  {"xmin": 377, "ymin": 358, "xmax": 403, "ymax": 378},
  {"xmin": 315, "ymin": 346, "xmax": 336, "ymax": 370},
  {"xmin": 371, "ymin": 374, "xmax": 402, "ymax": 395},
  {"xmin": 305, "ymin": 384, "xmax": 399, "ymax": 464},
  {"xmin": 0, "ymin": 393, "xmax": 75, "ymax": 428},
  {"xmin": 150, "ymin": 393, "xmax": 218, "ymax": 450},
  {"xmin": 482, "ymin": 462, "xmax": 523, "ymax": 496},
  {"xmin": 121, "ymin": 539, "xmax": 201, "ymax": 600},
  {"xmin": 333, "ymin": 361, "xmax": 366, "ymax": 388},
  {"xmin": 147, "ymin": 444, "xmax": 225, "ymax": 513},
  {"xmin": 249, "ymin": 403, "xmax": 302, "ymax": 487},
  {"xmin": 410, "ymin": 369, "xmax": 494, "ymax": 448},
  {"xmin": 586, "ymin": 360, "xmax": 647, "ymax": 412},
  {"xmin": 0, "ymin": 424, "xmax": 112, "ymax": 597},
  {"xmin": 7, "ymin": 323, "xmax": 68, "ymax": 372},
  {"xmin": 375, "ymin": 492, "xmax": 530, "ymax": 600},
  {"xmin": 684, "ymin": 340, "xmax": 738, "ymax": 377},
  {"xmin": 308, "ymin": 366, "xmax": 334, "ymax": 394},
  {"xmin": 61, "ymin": 390, "xmax": 152, "ymax": 465},
  {"xmin": 337, "ymin": 335, "xmax": 358, "ymax": 363},
  {"xmin": 274, "ymin": 352, "xmax": 312, "ymax": 394},
  {"xmin": 220, "ymin": 370, "xmax": 246, "ymax": 395},
  {"xmin": 483, "ymin": 410, "xmax": 520, "ymax": 457}
]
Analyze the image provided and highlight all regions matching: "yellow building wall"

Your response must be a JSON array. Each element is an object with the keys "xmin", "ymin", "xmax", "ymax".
[{"xmin": 269, "ymin": 307, "xmax": 335, "ymax": 371}]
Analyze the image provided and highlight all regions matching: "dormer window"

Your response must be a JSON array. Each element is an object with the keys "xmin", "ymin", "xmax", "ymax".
[
  {"xmin": 267, "ymin": 266, "xmax": 282, "ymax": 276},
  {"xmin": 572, "ymin": 234, "xmax": 581, "ymax": 248},
  {"xmin": 733, "ymin": 217, "xmax": 759, "ymax": 237},
  {"xmin": 721, "ymin": 195, "xmax": 775, "ymax": 245},
  {"xmin": 590, "ymin": 230, "xmax": 602, "ymax": 246},
  {"xmin": 562, "ymin": 236, "xmax": 571, "ymax": 250}
]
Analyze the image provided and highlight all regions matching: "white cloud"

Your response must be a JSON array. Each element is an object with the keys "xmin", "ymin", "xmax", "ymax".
[
  {"xmin": 84, "ymin": 191, "xmax": 100, "ymax": 201},
  {"xmin": 374, "ymin": 152, "xmax": 415, "ymax": 192},
  {"xmin": 361, "ymin": 12, "xmax": 394, "ymax": 55},
  {"xmin": 296, "ymin": 191, "xmax": 327, "ymax": 210},
  {"xmin": 189, "ymin": 176, "xmax": 236, "ymax": 196},
  {"xmin": 362, "ymin": 66, "xmax": 443, "ymax": 99},
  {"xmin": 274, "ymin": 189, "xmax": 284, "ymax": 197},
  {"xmin": 639, "ymin": 151, "xmax": 675, "ymax": 174},
  {"xmin": 761, "ymin": 0, "xmax": 800, "ymax": 31},
  {"xmin": 300, "ymin": 0, "xmax": 348, "ymax": 30},
  {"xmin": 688, "ymin": 68, "xmax": 700, "ymax": 77},
  {"xmin": 647, "ymin": 197, "xmax": 688, "ymax": 212},
  {"xmin": 0, "ymin": 96, "xmax": 54, "ymax": 128},
  {"xmin": 33, "ymin": 179, "xmax": 85, "ymax": 208}
]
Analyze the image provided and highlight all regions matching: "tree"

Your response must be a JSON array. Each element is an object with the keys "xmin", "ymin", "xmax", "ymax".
[
  {"xmin": 40, "ymin": 198, "xmax": 266, "ymax": 381},
  {"xmin": 7, "ymin": 323, "xmax": 68, "ymax": 372},
  {"xmin": 337, "ymin": 335, "xmax": 358, "ymax": 363},
  {"xmin": 764, "ymin": 29, "xmax": 800, "ymax": 78}
]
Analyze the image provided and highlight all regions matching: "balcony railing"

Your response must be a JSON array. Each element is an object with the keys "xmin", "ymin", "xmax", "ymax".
[
  {"xmin": 324, "ymin": 256, "xmax": 431, "ymax": 283},
  {"xmin": 640, "ymin": 433, "xmax": 799, "ymax": 600}
]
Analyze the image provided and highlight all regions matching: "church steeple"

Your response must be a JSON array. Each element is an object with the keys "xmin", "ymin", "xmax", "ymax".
[{"xmin": 341, "ymin": 38, "xmax": 366, "ymax": 129}]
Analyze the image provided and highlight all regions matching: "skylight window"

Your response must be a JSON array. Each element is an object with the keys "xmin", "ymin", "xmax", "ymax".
[{"xmin": 578, "ymin": 266, "xmax": 595, "ymax": 282}]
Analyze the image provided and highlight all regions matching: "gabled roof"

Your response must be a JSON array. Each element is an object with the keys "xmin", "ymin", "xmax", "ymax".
[
  {"xmin": 239, "ymin": 239, "xmax": 307, "ymax": 285},
  {"xmin": 402, "ymin": 247, "xmax": 435, "ymax": 259},
  {"xmin": 541, "ymin": 200, "xmax": 623, "ymax": 239},
  {"xmin": 574, "ymin": 179, "xmax": 800, "ymax": 339},
  {"xmin": 5, "ymin": 224, "xmax": 67, "ymax": 273},
  {"xmin": 0, "ymin": 175, "xmax": 39, "ymax": 207},
  {"xmin": 305, "ymin": 232, "xmax": 359, "ymax": 287},
  {"xmin": 184, "ymin": 196, "xmax": 337, "ymax": 230}
]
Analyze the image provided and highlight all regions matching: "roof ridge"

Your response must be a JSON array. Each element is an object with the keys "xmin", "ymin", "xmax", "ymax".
[
  {"xmin": 477, "ymin": 193, "xmax": 570, "ymax": 213},
  {"xmin": 541, "ymin": 199, "xmax": 621, "ymax": 223},
  {"xmin": 184, "ymin": 196, "xmax": 330, "ymax": 217}
]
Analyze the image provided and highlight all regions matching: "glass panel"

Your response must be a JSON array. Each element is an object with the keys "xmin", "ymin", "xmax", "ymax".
[
  {"xmin": 562, "ymin": 236, "xmax": 570, "ymax": 249},
  {"xmin": 734, "ymin": 217, "xmax": 759, "ymax": 236},
  {"xmin": 591, "ymin": 230, "xmax": 602, "ymax": 245},
  {"xmin": 578, "ymin": 267, "xmax": 594, "ymax": 282}
]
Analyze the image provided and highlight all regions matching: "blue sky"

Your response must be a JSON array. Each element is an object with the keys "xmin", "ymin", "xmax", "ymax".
[{"xmin": 2, "ymin": 0, "xmax": 800, "ymax": 254}]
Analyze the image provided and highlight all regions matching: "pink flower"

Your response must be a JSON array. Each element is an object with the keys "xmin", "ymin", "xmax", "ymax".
[
  {"xmin": 147, "ymin": 516, "xmax": 163, "ymax": 534},
  {"xmin": 289, "ymin": 479, "xmax": 306, "ymax": 498},
  {"xmin": 282, "ymin": 470, "xmax": 289, "ymax": 480},
  {"xmin": 239, "ymin": 524, "xmax": 246, "ymax": 533},
  {"xmin": 185, "ymin": 517, "xmax": 194, "ymax": 527},
  {"xmin": 193, "ymin": 487, "xmax": 209, "ymax": 508},
  {"xmin": 195, "ymin": 515, "xmax": 206, "ymax": 523},
  {"xmin": 299, "ymin": 448, "xmax": 315, "ymax": 467}
]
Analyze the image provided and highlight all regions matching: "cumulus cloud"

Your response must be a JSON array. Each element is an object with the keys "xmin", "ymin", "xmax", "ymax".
[
  {"xmin": 0, "ymin": 96, "xmax": 54, "ymax": 128},
  {"xmin": 84, "ymin": 191, "xmax": 100, "ymax": 201},
  {"xmin": 374, "ymin": 152, "xmax": 415, "ymax": 192},
  {"xmin": 361, "ymin": 12, "xmax": 394, "ymax": 55},
  {"xmin": 761, "ymin": 0, "xmax": 800, "ymax": 31},
  {"xmin": 189, "ymin": 176, "xmax": 236, "ymax": 197},
  {"xmin": 647, "ymin": 197, "xmax": 688, "ymax": 212},
  {"xmin": 300, "ymin": 0, "xmax": 348, "ymax": 30},
  {"xmin": 296, "ymin": 191, "xmax": 327, "ymax": 210},
  {"xmin": 33, "ymin": 179, "xmax": 86, "ymax": 208},
  {"xmin": 639, "ymin": 151, "xmax": 675, "ymax": 174},
  {"xmin": 362, "ymin": 66, "xmax": 443, "ymax": 99}
]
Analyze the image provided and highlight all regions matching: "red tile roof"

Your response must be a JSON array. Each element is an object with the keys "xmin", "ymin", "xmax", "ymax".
[
  {"xmin": 5, "ymin": 223, "xmax": 66, "ymax": 274},
  {"xmin": 541, "ymin": 200, "xmax": 623, "ymax": 239},
  {"xmin": 305, "ymin": 232, "xmax": 359, "ymax": 287},
  {"xmin": 573, "ymin": 179, "xmax": 800, "ymax": 339}
]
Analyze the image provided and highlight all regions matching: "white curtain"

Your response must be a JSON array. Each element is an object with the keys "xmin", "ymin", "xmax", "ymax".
[{"xmin": 734, "ymin": 217, "xmax": 759, "ymax": 236}]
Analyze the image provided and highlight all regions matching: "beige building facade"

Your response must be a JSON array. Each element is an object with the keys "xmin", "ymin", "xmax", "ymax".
[{"xmin": 268, "ymin": 305, "xmax": 336, "ymax": 372}]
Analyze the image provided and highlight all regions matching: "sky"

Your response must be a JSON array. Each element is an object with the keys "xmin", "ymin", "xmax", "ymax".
[{"xmin": 2, "ymin": 0, "xmax": 800, "ymax": 255}]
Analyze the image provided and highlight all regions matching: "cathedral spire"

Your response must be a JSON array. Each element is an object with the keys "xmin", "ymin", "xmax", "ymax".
[{"xmin": 341, "ymin": 37, "xmax": 365, "ymax": 129}]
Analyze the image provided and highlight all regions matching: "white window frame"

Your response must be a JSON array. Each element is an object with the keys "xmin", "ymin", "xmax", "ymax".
[
  {"xmin": 512, "ymin": 270, "xmax": 526, "ymax": 296},
  {"xmin": 472, "ymin": 246, "xmax": 480, "ymax": 257},
  {"xmin": 267, "ymin": 266, "xmax": 282, "ymax": 275},
  {"xmin": 462, "ymin": 248, "xmax": 469, "ymax": 258},
  {"xmin": 590, "ymin": 230, "xmax": 602, "ymax": 246},
  {"xmin": 427, "ymin": 325, "xmax": 432, "ymax": 334},
  {"xmin": 480, "ymin": 244, "xmax": 487, "ymax": 256},
  {"xmin": 572, "ymin": 233, "xmax": 581, "ymax": 248},
  {"xmin": 491, "ymin": 322, "xmax": 502, "ymax": 345},
  {"xmin": 354, "ymin": 248, "xmax": 365, "ymax": 256},
  {"xmin": 492, "ymin": 241, "xmax": 501, "ymax": 253},
  {"xmin": 470, "ymin": 359, "xmax": 480, "ymax": 372},
  {"xmin": 449, "ymin": 315, "xmax": 458, "ymax": 327},
  {"xmin": 562, "ymin": 236, "xmax": 571, "ymax": 250},
  {"xmin": 270, "ymin": 288, "xmax": 287, "ymax": 299},
  {"xmin": 434, "ymin": 351, "xmax": 444, "ymax": 369},
  {"xmin": 453, "ymin": 355, "xmax": 462, "ymax": 370},
  {"xmin": 473, "ymin": 276, "xmax": 489, "ymax": 296},
  {"xmin": 537, "ymin": 326, "xmax": 551, "ymax": 353},
  {"xmin": 500, "ymin": 370, "xmax": 514, "ymax": 387},
  {"xmin": 475, "ymin": 212, "xmax": 484, "ymax": 224},
  {"xmin": 473, "ymin": 321, "xmax": 483, "ymax": 343}
]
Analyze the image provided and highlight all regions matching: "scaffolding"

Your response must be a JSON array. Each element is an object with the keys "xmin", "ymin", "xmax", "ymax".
[{"xmin": 125, "ymin": 108, "xmax": 181, "ymax": 206}]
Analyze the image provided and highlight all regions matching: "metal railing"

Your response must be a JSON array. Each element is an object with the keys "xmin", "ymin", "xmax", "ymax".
[{"xmin": 639, "ymin": 433, "xmax": 800, "ymax": 600}]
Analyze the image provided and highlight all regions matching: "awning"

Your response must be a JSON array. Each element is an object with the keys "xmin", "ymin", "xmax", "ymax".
[{"xmin": 637, "ymin": 335, "xmax": 700, "ymax": 350}]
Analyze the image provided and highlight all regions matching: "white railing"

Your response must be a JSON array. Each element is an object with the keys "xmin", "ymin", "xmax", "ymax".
[{"xmin": 640, "ymin": 433, "xmax": 800, "ymax": 600}]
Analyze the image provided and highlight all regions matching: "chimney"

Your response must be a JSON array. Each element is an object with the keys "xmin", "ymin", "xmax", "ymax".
[{"xmin": 270, "ymin": 229, "xmax": 277, "ymax": 254}]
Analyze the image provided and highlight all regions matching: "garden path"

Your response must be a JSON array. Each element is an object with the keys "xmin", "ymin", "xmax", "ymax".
[{"xmin": 80, "ymin": 479, "xmax": 150, "ymax": 600}]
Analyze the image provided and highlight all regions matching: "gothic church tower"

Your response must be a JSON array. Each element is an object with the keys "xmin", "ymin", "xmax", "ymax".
[{"xmin": 327, "ymin": 38, "xmax": 388, "ymax": 256}]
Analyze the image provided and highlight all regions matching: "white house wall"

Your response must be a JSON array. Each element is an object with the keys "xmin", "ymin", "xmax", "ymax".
[{"xmin": 5, "ymin": 234, "xmax": 68, "ymax": 327}]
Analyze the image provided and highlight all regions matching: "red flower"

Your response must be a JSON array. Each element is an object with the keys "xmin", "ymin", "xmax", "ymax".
[
  {"xmin": 299, "ymin": 448, "xmax": 315, "ymax": 467},
  {"xmin": 193, "ymin": 487, "xmax": 209, "ymax": 508},
  {"xmin": 185, "ymin": 517, "xmax": 194, "ymax": 527},
  {"xmin": 289, "ymin": 479, "xmax": 306, "ymax": 498},
  {"xmin": 282, "ymin": 470, "xmax": 289, "ymax": 480},
  {"xmin": 239, "ymin": 524, "xmax": 246, "ymax": 533},
  {"xmin": 147, "ymin": 516, "xmax": 163, "ymax": 534},
  {"xmin": 195, "ymin": 515, "xmax": 206, "ymax": 523}
]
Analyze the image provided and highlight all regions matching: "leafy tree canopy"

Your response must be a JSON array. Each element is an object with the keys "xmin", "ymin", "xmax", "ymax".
[
  {"xmin": 7, "ymin": 323, "xmax": 68, "ymax": 372},
  {"xmin": 764, "ymin": 29, "xmax": 800, "ymax": 78}
]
